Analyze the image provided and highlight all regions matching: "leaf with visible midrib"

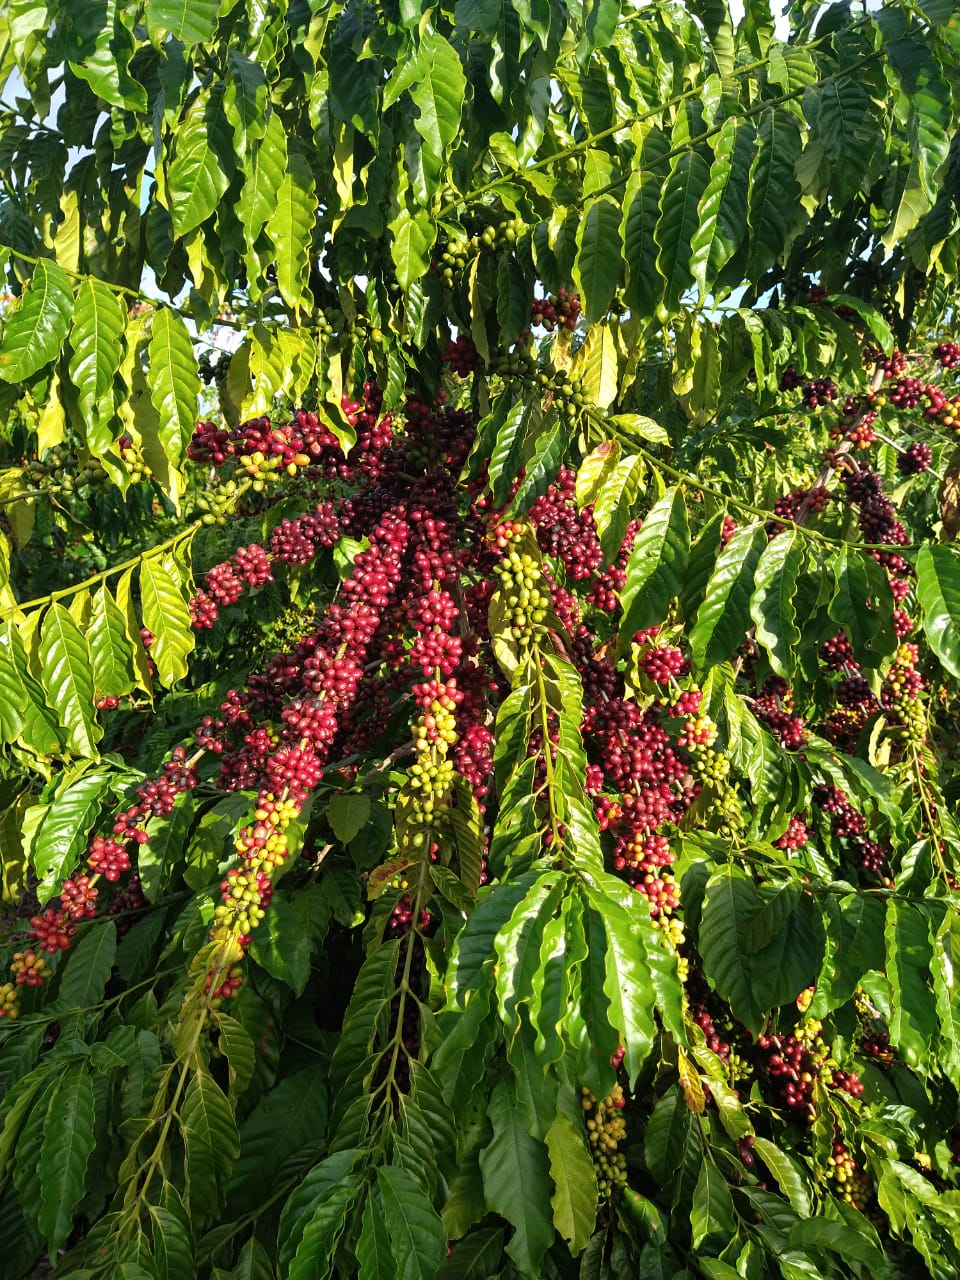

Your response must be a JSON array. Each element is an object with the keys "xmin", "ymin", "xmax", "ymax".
[
  {"xmin": 88, "ymin": 586, "xmax": 136, "ymax": 699},
  {"xmin": 479, "ymin": 1081, "xmax": 555, "ymax": 1279},
  {"xmin": 574, "ymin": 197, "xmax": 623, "ymax": 323},
  {"xmin": 38, "ymin": 603, "xmax": 100, "ymax": 758},
  {"xmin": 181, "ymin": 1067, "xmax": 240, "ymax": 1217},
  {"xmin": 139, "ymin": 556, "xmax": 194, "ymax": 688},
  {"xmin": 689, "ymin": 525, "xmax": 765, "ymax": 671},
  {"xmin": 916, "ymin": 544, "xmax": 960, "ymax": 678},
  {"xmin": 145, "ymin": 0, "xmax": 219, "ymax": 44},
  {"xmin": 620, "ymin": 488, "xmax": 689, "ymax": 636},
  {"xmin": 378, "ymin": 1165, "xmax": 447, "ymax": 1280},
  {"xmin": 37, "ymin": 1066, "xmax": 96, "ymax": 1254},
  {"xmin": 0, "ymin": 259, "xmax": 74, "ymax": 384},
  {"xmin": 147, "ymin": 309, "xmax": 200, "ymax": 471},
  {"xmin": 698, "ymin": 868, "xmax": 765, "ymax": 1034}
]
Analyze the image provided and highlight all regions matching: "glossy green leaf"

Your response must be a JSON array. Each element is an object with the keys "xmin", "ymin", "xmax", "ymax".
[
  {"xmin": 689, "ymin": 525, "xmax": 765, "ymax": 670},
  {"xmin": 356, "ymin": 1190, "xmax": 394, "ymax": 1280},
  {"xmin": 698, "ymin": 868, "xmax": 765, "ymax": 1035},
  {"xmin": 746, "ymin": 109, "xmax": 803, "ymax": 278},
  {"xmin": 181, "ymin": 1067, "xmax": 240, "ymax": 1217},
  {"xmin": 249, "ymin": 893, "xmax": 313, "ymax": 995},
  {"xmin": 885, "ymin": 900, "xmax": 937, "ymax": 1070},
  {"xmin": 749, "ymin": 531, "xmax": 803, "ymax": 677},
  {"xmin": 691, "ymin": 1161, "xmax": 735, "ymax": 1250},
  {"xmin": 37, "ymin": 1066, "xmax": 96, "ymax": 1254},
  {"xmin": 827, "ymin": 546, "xmax": 894, "ymax": 670},
  {"xmin": 267, "ymin": 152, "xmax": 317, "ymax": 315},
  {"xmin": 479, "ymin": 1080, "xmax": 554, "ymax": 1279},
  {"xmin": 509, "ymin": 415, "xmax": 564, "ymax": 515},
  {"xmin": 689, "ymin": 119, "xmax": 755, "ymax": 297},
  {"xmin": 38, "ymin": 603, "xmax": 100, "ymax": 757},
  {"xmin": 68, "ymin": 277, "xmax": 126, "ymax": 453},
  {"xmin": 167, "ymin": 97, "xmax": 229, "ymax": 238},
  {"xmin": 139, "ymin": 556, "xmax": 194, "ymax": 688},
  {"xmin": 147, "ymin": 308, "xmax": 200, "ymax": 471},
  {"xmin": 574, "ymin": 197, "xmax": 623, "ymax": 323},
  {"xmin": 237, "ymin": 111, "xmax": 288, "ymax": 258},
  {"xmin": 0, "ymin": 259, "xmax": 73, "ymax": 383},
  {"xmin": 227, "ymin": 1068, "xmax": 328, "ymax": 1214},
  {"xmin": 620, "ymin": 488, "xmax": 689, "ymax": 636},
  {"xmin": 0, "ymin": 624, "xmax": 28, "ymax": 742},
  {"xmin": 224, "ymin": 50, "xmax": 268, "ymax": 159},
  {"xmin": 56, "ymin": 921, "xmax": 117, "ymax": 1010},
  {"xmin": 145, "ymin": 0, "xmax": 219, "ymax": 44},
  {"xmin": 88, "ymin": 586, "xmax": 135, "ymax": 699},
  {"xmin": 916, "ymin": 544, "xmax": 960, "ymax": 679},
  {"xmin": 489, "ymin": 400, "xmax": 533, "ymax": 510},
  {"xmin": 410, "ymin": 31, "xmax": 466, "ymax": 169},
  {"xmin": 390, "ymin": 205, "xmax": 436, "ymax": 292},
  {"xmin": 378, "ymin": 1164, "xmax": 447, "ymax": 1280},
  {"xmin": 545, "ymin": 1110, "xmax": 597, "ymax": 1255},
  {"xmin": 655, "ymin": 150, "xmax": 711, "ymax": 313}
]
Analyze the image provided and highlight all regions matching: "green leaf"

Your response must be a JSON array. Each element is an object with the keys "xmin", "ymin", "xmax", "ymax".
[
  {"xmin": 290, "ymin": 1176, "xmax": 364, "ymax": 1280},
  {"xmin": 437, "ymin": 1229, "xmax": 504, "ymax": 1279},
  {"xmin": 167, "ymin": 96, "xmax": 229, "ymax": 238},
  {"xmin": 583, "ymin": 894, "xmax": 655, "ymax": 1087},
  {"xmin": 749, "ymin": 531, "xmax": 803, "ymax": 678},
  {"xmin": 0, "ymin": 624, "xmax": 28, "ymax": 741},
  {"xmin": 38, "ymin": 603, "xmax": 100, "ymax": 757},
  {"xmin": 181, "ymin": 1067, "xmax": 240, "ymax": 1218},
  {"xmin": 789, "ymin": 1219, "xmax": 888, "ymax": 1273},
  {"xmin": 327, "ymin": 793, "xmax": 371, "ymax": 845},
  {"xmin": 691, "ymin": 1161, "xmax": 735, "ymax": 1249},
  {"xmin": 378, "ymin": 1165, "xmax": 447, "ymax": 1280},
  {"xmin": 357, "ymin": 1191, "xmax": 394, "ymax": 1280},
  {"xmin": 249, "ymin": 893, "xmax": 313, "ymax": 995},
  {"xmin": 410, "ymin": 31, "xmax": 466, "ymax": 168},
  {"xmin": 884, "ymin": 900, "xmax": 937, "ymax": 1070},
  {"xmin": 224, "ymin": 50, "xmax": 268, "ymax": 159},
  {"xmin": 619, "ymin": 488, "xmax": 689, "ymax": 636},
  {"xmin": 933, "ymin": 911, "xmax": 960, "ymax": 1079},
  {"xmin": 574, "ymin": 198, "xmax": 623, "ymax": 324},
  {"xmin": 237, "ymin": 111, "xmax": 288, "ymax": 260},
  {"xmin": 390, "ymin": 205, "xmax": 436, "ymax": 292},
  {"xmin": 594, "ymin": 453, "xmax": 644, "ymax": 563},
  {"xmin": 37, "ymin": 1066, "xmax": 96, "ymax": 1255},
  {"xmin": 915, "ymin": 544, "xmax": 960, "ymax": 679},
  {"xmin": 489, "ymin": 399, "xmax": 533, "ymax": 510},
  {"xmin": 509, "ymin": 416, "xmax": 564, "ymax": 516},
  {"xmin": 145, "ymin": 0, "xmax": 219, "ymax": 44},
  {"xmin": 828, "ymin": 546, "xmax": 894, "ymax": 670},
  {"xmin": 215, "ymin": 1013, "xmax": 256, "ymax": 1100},
  {"xmin": 139, "ymin": 555, "xmax": 194, "ymax": 688},
  {"xmin": 576, "ymin": 320, "xmax": 619, "ymax": 410},
  {"xmin": 88, "ymin": 587, "xmax": 135, "ymax": 699},
  {"xmin": 3, "ymin": 621, "xmax": 63, "ymax": 755},
  {"xmin": 56, "ymin": 922, "xmax": 117, "ymax": 1011},
  {"xmin": 0, "ymin": 258, "xmax": 74, "ymax": 383},
  {"xmin": 752, "ymin": 1138, "xmax": 811, "ymax": 1217},
  {"xmin": 655, "ymin": 150, "xmax": 711, "ymax": 313},
  {"xmin": 227, "ymin": 1067, "xmax": 328, "ymax": 1214},
  {"xmin": 68, "ymin": 277, "xmax": 126, "ymax": 454},
  {"xmin": 643, "ymin": 1086, "xmax": 702, "ymax": 1203},
  {"xmin": 267, "ymin": 151, "xmax": 317, "ymax": 315},
  {"xmin": 479, "ymin": 1080, "xmax": 554, "ymax": 1279},
  {"xmin": 147, "ymin": 308, "xmax": 200, "ymax": 471},
  {"xmin": 689, "ymin": 119, "xmax": 755, "ymax": 297},
  {"xmin": 493, "ymin": 874, "xmax": 562, "ymax": 1040},
  {"xmin": 688, "ymin": 525, "xmax": 766, "ymax": 671},
  {"xmin": 622, "ymin": 126, "xmax": 670, "ymax": 323},
  {"xmin": 545, "ymin": 1111, "xmax": 598, "ymax": 1256},
  {"xmin": 698, "ymin": 867, "xmax": 765, "ymax": 1035},
  {"xmin": 746, "ymin": 109, "xmax": 803, "ymax": 278}
]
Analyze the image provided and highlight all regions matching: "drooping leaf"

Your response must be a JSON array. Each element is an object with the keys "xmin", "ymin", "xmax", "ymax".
[
  {"xmin": 147, "ymin": 309, "xmax": 200, "ymax": 471},
  {"xmin": 38, "ymin": 603, "xmax": 100, "ymax": 758},
  {"xmin": 749, "ymin": 531, "xmax": 803, "ymax": 677},
  {"xmin": 37, "ymin": 1066, "xmax": 96, "ymax": 1255},
  {"xmin": 915, "ymin": 544, "xmax": 960, "ymax": 679},
  {"xmin": 56, "ymin": 921, "xmax": 117, "ymax": 1010},
  {"xmin": 689, "ymin": 119, "xmax": 755, "ymax": 297},
  {"xmin": 545, "ymin": 1110, "xmax": 598, "ymax": 1256},
  {"xmin": 698, "ymin": 867, "xmax": 765, "ymax": 1035},
  {"xmin": 378, "ymin": 1164, "xmax": 447, "ymax": 1280},
  {"xmin": 574, "ymin": 198, "xmax": 623, "ymax": 324},
  {"xmin": 267, "ymin": 151, "xmax": 317, "ymax": 315},
  {"xmin": 655, "ymin": 150, "xmax": 711, "ymax": 313},
  {"xmin": 181, "ymin": 1067, "xmax": 240, "ymax": 1217},
  {"xmin": 88, "ymin": 587, "xmax": 136, "ymax": 699},
  {"xmin": 67, "ymin": 277, "xmax": 126, "ymax": 455},
  {"xmin": 620, "ymin": 488, "xmax": 689, "ymax": 636},
  {"xmin": 884, "ymin": 900, "xmax": 937, "ymax": 1070},
  {"xmin": 167, "ymin": 97, "xmax": 229, "ymax": 238},
  {"xmin": 139, "ymin": 555, "xmax": 194, "ymax": 688},
  {"xmin": 479, "ymin": 1080, "xmax": 554, "ymax": 1279},
  {"xmin": 688, "ymin": 525, "xmax": 766, "ymax": 671},
  {"xmin": 0, "ymin": 259, "xmax": 74, "ymax": 383},
  {"xmin": 145, "ymin": 0, "xmax": 219, "ymax": 44}
]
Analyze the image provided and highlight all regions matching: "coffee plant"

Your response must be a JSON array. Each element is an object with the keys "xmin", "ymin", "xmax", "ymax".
[{"xmin": 1, "ymin": 2, "xmax": 960, "ymax": 1277}]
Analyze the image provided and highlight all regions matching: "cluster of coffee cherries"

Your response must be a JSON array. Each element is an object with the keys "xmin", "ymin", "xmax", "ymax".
[
  {"xmin": 818, "ymin": 1135, "xmax": 871, "ymax": 1210},
  {"xmin": 529, "ymin": 288, "xmax": 581, "ymax": 332},
  {"xmin": 582, "ymin": 1047, "xmax": 628, "ymax": 1193},
  {"xmin": 491, "ymin": 523, "xmax": 551, "ymax": 643},
  {"xmin": 755, "ymin": 1011, "xmax": 863, "ymax": 1125},
  {"xmin": 432, "ymin": 218, "xmax": 525, "ymax": 284}
]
